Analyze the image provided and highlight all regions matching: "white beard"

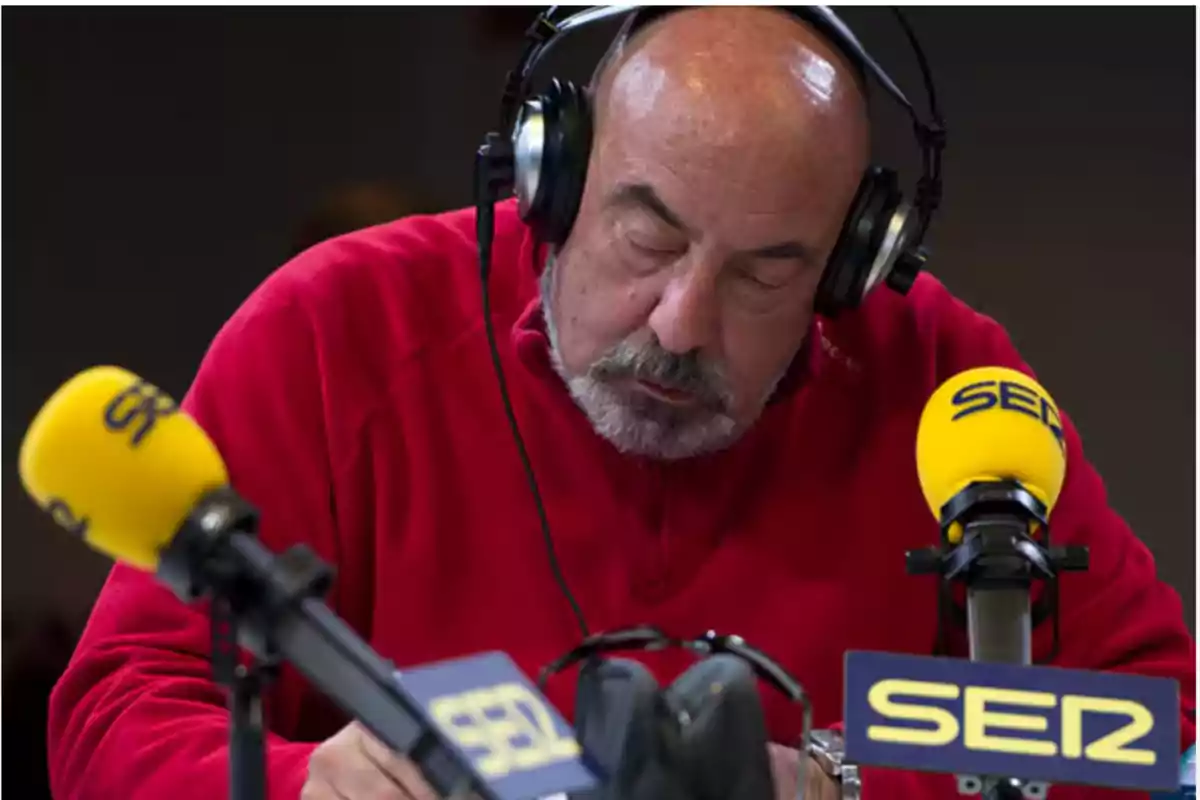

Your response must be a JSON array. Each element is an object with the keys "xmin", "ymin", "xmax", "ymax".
[{"xmin": 539, "ymin": 258, "xmax": 754, "ymax": 461}]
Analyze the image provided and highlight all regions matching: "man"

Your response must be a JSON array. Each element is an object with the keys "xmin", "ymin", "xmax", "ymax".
[{"xmin": 47, "ymin": 7, "xmax": 1195, "ymax": 800}]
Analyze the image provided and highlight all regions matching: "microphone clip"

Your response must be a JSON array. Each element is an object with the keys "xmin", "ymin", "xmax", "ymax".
[
  {"xmin": 906, "ymin": 480, "xmax": 1090, "ymax": 586},
  {"xmin": 905, "ymin": 480, "xmax": 1090, "ymax": 663}
]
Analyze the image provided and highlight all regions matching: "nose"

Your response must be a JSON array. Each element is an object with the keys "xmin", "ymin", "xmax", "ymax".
[{"xmin": 647, "ymin": 265, "xmax": 720, "ymax": 356}]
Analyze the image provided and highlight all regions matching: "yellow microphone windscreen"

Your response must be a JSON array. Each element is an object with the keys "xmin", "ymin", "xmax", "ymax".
[
  {"xmin": 18, "ymin": 366, "xmax": 229, "ymax": 570},
  {"xmin": 915, "ymin": 366, "xmax": 1067, "ymax": 523}
]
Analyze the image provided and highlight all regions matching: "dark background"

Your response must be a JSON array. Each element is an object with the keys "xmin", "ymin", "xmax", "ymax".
[{"xmin": 3, "ymin": 6, "xmax": 1195, "ymax": 797}]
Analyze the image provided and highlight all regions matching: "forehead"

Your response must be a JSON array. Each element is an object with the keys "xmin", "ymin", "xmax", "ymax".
[
  {"xmin": 589, "ymin": 23, "xmax": 869, "ymax": 238},
  {"xmin": 593, "ymin": 96, "xmax": 863, "ymax": 244}
]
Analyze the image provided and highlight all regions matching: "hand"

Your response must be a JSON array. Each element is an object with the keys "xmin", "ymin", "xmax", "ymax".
[
  {"xmin": 302, "ymin": 721, "xmax": 437, "ymax": 799},
  {"xmin": 768, "ymin": 743, "xmax": 841, "ymax": 800}
]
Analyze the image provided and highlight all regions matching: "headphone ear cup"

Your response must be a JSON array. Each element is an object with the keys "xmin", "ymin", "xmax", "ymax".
[
  {"xmin": 542, "ymin": 79, "xmax": 594, "ymax": 245},
  {"xmin": 815, "ymin": 166, "xmax": 903, "ymax": 317},
  {"xmin": 573, "ymin": 658, "xmax": 692, "ymax": 800},
  {"xmin": 664, "ymin": 656, "xmax": 775, "ymax": 800},
  {"xmin": 517, "ymin": 78, "xmax": 594, "ymax": 246}
]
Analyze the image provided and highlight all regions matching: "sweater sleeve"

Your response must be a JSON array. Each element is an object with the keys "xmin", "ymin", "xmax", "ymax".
[
  {"xmin": 854, "ymin": 290, "xmax": 1197, "ymax": 798},
  {"xmin": 47, "ymin": 267, "xmax": 347, "ymax": 800}
]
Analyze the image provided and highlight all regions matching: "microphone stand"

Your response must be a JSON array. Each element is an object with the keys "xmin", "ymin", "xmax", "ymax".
[
  {"xmin": 907, "ymin": 481, "xmax": 1089, "ymax": 800},
  {"xmin": 211, "ymin": 593, "xmax": 275, "ymax": 800}
]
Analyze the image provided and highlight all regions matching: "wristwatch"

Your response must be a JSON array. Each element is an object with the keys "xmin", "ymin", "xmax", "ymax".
[{"xmin": 806, "ymin": 729, "xmax": 862, "ymax": 800}]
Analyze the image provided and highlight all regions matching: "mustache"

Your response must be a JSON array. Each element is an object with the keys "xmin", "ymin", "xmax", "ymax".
[{"xmin": 588, "ymin": 338, "xmax": 732, "ymax": 409}]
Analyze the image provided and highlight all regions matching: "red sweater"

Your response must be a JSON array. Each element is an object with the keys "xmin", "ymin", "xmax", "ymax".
[{"xmin": 48, "ymin": 200, "xmax": 1195, "ymax": 799}]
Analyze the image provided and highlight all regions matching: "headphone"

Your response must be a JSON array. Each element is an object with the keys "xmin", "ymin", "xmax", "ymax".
[
  {"xmin": 542, "ymin": 625, "xmax": 816, "ymax": 795},
  {"xmin": 476, "ymin": 5, "xmax": 947, "ymax": 318}
]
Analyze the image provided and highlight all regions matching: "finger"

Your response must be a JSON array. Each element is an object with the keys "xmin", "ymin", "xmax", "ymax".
[
  {"xmin": 300, "ymin": 776, "xmax": 353, "ymax": 800},
  {"xmin": 446, "ymin": 791, "xmax": 488, "ymax": 800},
  {"xmin": 353, "ymin": 724, "xmax": 438, "ymax": 800},
  {"xmin": 804, "ymin": 755, "xmax": 840, "ymax": 800},
  {"xmin": 330, "ymin": 753, "xmax": 419, "ymax": 800},
  {"xmin": 767, "ymin": 742, "xmax": 802, "ymax": 799}
]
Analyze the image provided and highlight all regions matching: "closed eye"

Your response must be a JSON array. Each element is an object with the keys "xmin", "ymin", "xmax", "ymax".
[
  {"xmin": 627, "ymin": 236, "xmax": 686, "ymax": 258},
  {"xmin": 734, "ymin": 262, "xmax": 792, "ymax": 291},
  {"xmin": 742, "ymin": 274, "xmax": 787, "ymax": 291}
]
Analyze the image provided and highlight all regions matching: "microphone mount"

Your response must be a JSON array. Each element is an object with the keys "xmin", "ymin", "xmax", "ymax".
[
  {"xmin": 905, "ymin": 480, "xmax": 1089, "ymax": 660},
  {"xmin": 905, "ymin": 480, "xmax": 1089, "ymax": 800}
]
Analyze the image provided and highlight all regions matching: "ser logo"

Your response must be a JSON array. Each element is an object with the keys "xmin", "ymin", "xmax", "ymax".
[
  {"xmin": 843, "ymin": 651, "xmax": 1182, "ymax": 793},
  {"xmin": 950, "ymin": 378, "xmax": 1064, "ymax": 450},
  {"xmin": 867, "ymin": 678, "xmax": 1156, "ymax": 765},
  {"xmin": 103, "ymin": 379, "xmax": 178, "ymax": 448},
  {"xmin": 428, "ymin": 682, "xmax": 582, "ymax": 780},
  {"xmin": 45, "ymin": 497, "xmax": 89, "ymax": 539}
]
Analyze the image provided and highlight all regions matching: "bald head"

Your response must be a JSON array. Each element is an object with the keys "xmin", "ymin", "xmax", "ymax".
[
  {"xmin": 575, "ymin": 6, "xmax": 872, "ymax": 264},
  {"xmin": 543, "ymin": 7, "xmax": 876, "ymax": 460},
  {"xmin": 593, "ymin": 7, "xmax": 870, "ymax": 161}
]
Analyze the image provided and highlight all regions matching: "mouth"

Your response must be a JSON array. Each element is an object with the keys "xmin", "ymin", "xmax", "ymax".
[{"xmin": 632, "ymin": 378, "xmax": 698, "ymax": 407}]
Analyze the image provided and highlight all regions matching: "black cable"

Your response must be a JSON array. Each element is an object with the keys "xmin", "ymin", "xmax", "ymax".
[
  {"xmin": 891, "ymin": 7, "xmax": 946, "ymax": 245},
  {"xmin": 498, "ymin": 10, "xmax": 561, "ymax": 135},
  {"xmin": 891, "ymin": 8, "xmax": 943, "ymax": 125},
  {"xmin": 476, "ymin": 198, "xmax": 591, "ymax": 640}
]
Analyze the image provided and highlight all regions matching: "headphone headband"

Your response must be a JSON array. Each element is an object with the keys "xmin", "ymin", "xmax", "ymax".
[
  {"xmin": 479, "ymin": 5, "xmax": 948, "ymax": 316},
  {"xmin": 493, "ymin": 5, "xmax": 945, "ymax": 246}
]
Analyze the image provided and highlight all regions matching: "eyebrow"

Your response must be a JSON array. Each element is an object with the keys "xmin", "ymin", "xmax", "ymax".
[
  {"xmin": 607, "ymin": 182, "xmax": 818, "ymax": 265},
  {"xmin": 608, "ymin": 182, "xmax": 693, "ymax": 235}
]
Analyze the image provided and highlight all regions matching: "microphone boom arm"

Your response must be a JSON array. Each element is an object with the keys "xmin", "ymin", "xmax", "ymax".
[{"xmin": 158, "ymin": 487, "xmax": 496, "ymax": 800}]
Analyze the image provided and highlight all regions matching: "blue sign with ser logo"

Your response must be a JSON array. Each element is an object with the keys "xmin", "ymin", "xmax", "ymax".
[
  {"xmin": 844, "ymin": 650, "xmax": 1182, "ymax": 792},
  {"xmin": 399, "ymin": 652, "xmax": 601, "ymax": 800}
]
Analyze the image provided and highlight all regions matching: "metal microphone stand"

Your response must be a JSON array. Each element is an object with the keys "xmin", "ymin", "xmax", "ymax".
[
  {"xmin": 211, "ymin": 593, "xmax": 277, "ymax": 800},
  {"xmin": 907, "ymin": 481, "xmax": 1089, "ymax": 800}
]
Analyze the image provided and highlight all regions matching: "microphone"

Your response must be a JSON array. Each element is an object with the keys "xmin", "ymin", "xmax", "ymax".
[
  {"xmin": 906, "ymin": 366, "xmax": 1090, "ymax": 798},
  {"xmin": 914, "ymin": 365, "xmax": 1067, "ymax": 539},
  {"xmin": 909, "ymin": 365, "xmax": 1091, "ymax": 664},
  {"xmin": 20, "ymin": 366, "xmax": 599, "ymax": 800},
  {"xmin": 20, "ymin": 366, "xmax": 229, "ymax": 571},
  {"xmin": 842, "ymin": 374, "xmax": 1178, "ymax": 797}
]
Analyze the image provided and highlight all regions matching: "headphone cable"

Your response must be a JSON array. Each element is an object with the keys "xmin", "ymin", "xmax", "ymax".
[
  {"xmin": 475, "ymin": 179, "xmax": 592, "ymax": 641},
  {"xmin": 891, "ymin": 7, "xmax": 946, "ymax": 245}
]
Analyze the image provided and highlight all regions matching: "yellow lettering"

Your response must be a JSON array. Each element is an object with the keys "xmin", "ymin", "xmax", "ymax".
[
  {"xmin": 477, "ymin": 686, "xmax": 529, "ymax": 777},
  {"xmin": 498, "ymin": 684, "xmax": 581, "ymax": 762},
  {"xmin": 1061, "ymin": 695, "xmax": 1156, "ymax": 766},
  {"xmin": 963, "ymin": 686, "xmax": 1057, "ymax": 757},
  {"xmin": 430, "ymin": 692, "xmax": 507, "ymax": 778},
  {"xmin": 867, "ymin": 679, "xmax": 961, "ymax": 746},
  {"xmin": 429, "ymin": 683, "xmax": 580, "ymax": 779}
]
